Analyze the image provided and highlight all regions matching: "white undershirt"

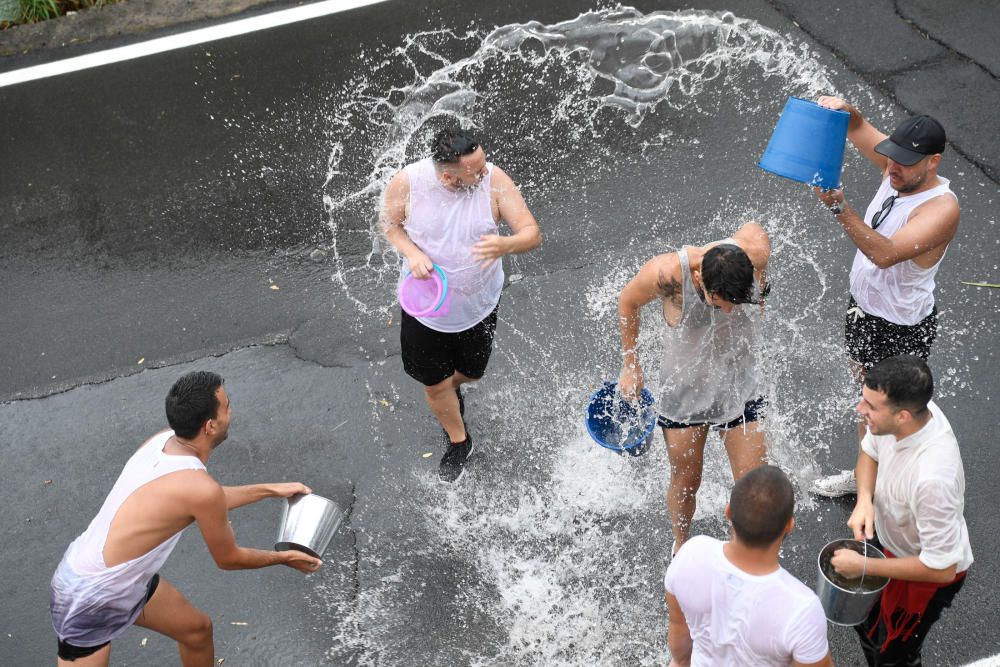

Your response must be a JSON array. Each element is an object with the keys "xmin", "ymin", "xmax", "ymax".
[{"xmin": 664, "ymin": 535, "xmax": 829, "ymax": 666}]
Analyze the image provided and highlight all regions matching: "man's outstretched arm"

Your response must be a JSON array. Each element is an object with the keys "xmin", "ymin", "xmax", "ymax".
[{"xmin": 191, "ymin": 477, "xmax": 322, "ymax": 573}]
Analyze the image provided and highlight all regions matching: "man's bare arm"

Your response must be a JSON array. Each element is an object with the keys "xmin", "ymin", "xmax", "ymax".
[
  {"xmin": 381, "ymin": 171, "xmax": 434, "ymax": 278},
  {"xmin": 191, "ymin": 478, "xmax": 321, "ymax": 573},
  {"xmin": 817, "ymin": 96, "xmax": 888, "ymax": 173},
  {"xmin": 819, "ymin": 194, "xmax": 958, "ymax": 269},
  {"xmin": 665, "ymin": 591, "xmax": 693, "ymax": 666},
  {"xmin": 473, "ymin": 166, "xmax": 542, "ymax": 263},
  {"xmin": 618, "ymin": 254, "xmax": 678, "ymax": 397},
  {"xmin": 222, "ymin": 482, "xmax": 312, "ymax": 511}
]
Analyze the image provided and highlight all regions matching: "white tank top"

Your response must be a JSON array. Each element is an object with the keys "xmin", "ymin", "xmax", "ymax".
[
  {"xmin": 849, "ymin": 176, "xmax": 957, "ymax": 325},
  {"xmin": 399, "ymin": 158, "xmax": 504, "ymax": 333},
  {"xmin": 50, "ymin": 431, "xmax": 205, "ymax": 646},
  {"xmin": 658, "ymin": 242, "xmax": 762, "ymax": 424}
]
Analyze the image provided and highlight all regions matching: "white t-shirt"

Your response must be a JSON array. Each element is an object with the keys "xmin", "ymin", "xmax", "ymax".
[
  {"xmin": 861, "ymin": 400, "xmax": 974, "ymax": 572},
  {"xmin": 664, "ymin": 536, "xmax": 829, "ymax": 666}
]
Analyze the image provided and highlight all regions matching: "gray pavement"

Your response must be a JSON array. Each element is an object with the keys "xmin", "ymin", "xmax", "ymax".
[{"xmin": 1, "ymin": 1, "xmax": 998, "ymax": 665}]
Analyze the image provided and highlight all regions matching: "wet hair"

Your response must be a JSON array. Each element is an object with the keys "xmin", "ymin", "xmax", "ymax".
[
  {"xmin": 431, "ymin": 128, "xmax": 480, "ymax": 164},
  {"xmin": 701, "ymin": 244, "xmax": 756, "ymax": 305},
  {"xmin": 729, "ymin": 465, "xmax": 794, "ymax": 548},
  {"xmin": 864, "ymin": 355, "xmax": 933, "ymax": 416},
  {"xmin": 165, "ymin": 371, "xmax": 224, "ymax": 439}
]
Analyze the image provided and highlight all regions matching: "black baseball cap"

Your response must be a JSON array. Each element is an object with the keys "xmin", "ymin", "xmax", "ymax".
[{"xmin": 874, "ymin": 115, "xmax": 946, "ymax": 166}]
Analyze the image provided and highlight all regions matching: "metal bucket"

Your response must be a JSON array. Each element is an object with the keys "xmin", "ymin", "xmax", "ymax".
[
  {"xmin": 275, "ymin": 493, "xmax": 344, "ymax": 559},
  {"xmin": 815, "ymin": 538, "xmax": 890, "ymax": 626}
]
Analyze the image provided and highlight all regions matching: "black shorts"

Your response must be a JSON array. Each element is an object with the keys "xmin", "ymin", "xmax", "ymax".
[
  {"xmin": 400, "ymin": 305, "xmax": 499, "ymax": 386},
  {"xmin": 658, "ymin": 396, "xmax": 767, "ymax": 430},
  {"xmin": 56, "ymin": 574, "xmax": 160, "ymax": 661},
  {"xmin": 844, "ymin": 297, "xmax": 937, "ymax": 371}
]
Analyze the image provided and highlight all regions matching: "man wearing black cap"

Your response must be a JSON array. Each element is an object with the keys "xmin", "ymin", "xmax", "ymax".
[{"xmin": 810, "ymin": 98, "xmax": 960, "ymax": 498}]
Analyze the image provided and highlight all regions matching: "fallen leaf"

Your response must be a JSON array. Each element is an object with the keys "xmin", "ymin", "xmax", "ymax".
[
  {"xmin": 43, "ymin": 480, "xmax": 52, "ymax": 485},
  {"xmin": 379, "ymin": 399, "xmax": 389, "ymax": 406},
  {"xmin": 387, "ymin": 317, "xmax": 393, "ymax": 326},
  {"xmin": 422, "ymin": 452, "xmax": 433, "ymax": 458},
  {"xmin": 270, "ymin": 285, "xmax": 280, "ymax": 291},
  {"xmin": 230, "ymin": 621, "xmax": 248, "ymax": 626},
  {"xmin": 961, "ymin": 280, "xmax": 1000, "ymax": 288},
  {"xmin": 218, "ymin": 659, "xmax": 226, "ymax": 665},
  {"xmin": 137, "ymin": 357, "xmax": 145, "ymax": 365},
  {"xmin": 140, "ymin": 637, "xmax": 148, "ymax": 647}
]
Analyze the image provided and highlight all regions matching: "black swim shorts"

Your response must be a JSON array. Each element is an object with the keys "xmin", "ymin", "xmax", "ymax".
[
  {"xmin": 400, "ymin": 305, "xmax": 499, "ymax": 386},
  {"xmin": 56, "ymin": 573, "xmax": 161, "ymax": 661},
  {"xmin": 658, "ymin": 396, "xmax": 767, "ymax": 431},
  {"xmin": 844, "ymin": 296, "xmax": 937, "ymax": 371}
]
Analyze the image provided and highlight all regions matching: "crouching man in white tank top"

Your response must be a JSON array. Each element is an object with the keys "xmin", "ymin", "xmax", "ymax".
[
  {"xmin": 50, "ymin": 371, "xmax": 322, "ymax": 666},
  {"xmin": 665, "ymin": 466, "xmax": 833, "ymax": 666},
  {"xmin": 381, "ymin": 128, "xmax": 541, "ymax": 483},
  {"xmin": 618, "ymin": 222, "xmax": 771, "ymax": 551}
]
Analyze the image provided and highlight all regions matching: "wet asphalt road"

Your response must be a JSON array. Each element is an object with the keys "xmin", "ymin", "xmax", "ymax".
[{"xmin": 1, "ymin": 0, "xmax": 998, "ymax": 665}]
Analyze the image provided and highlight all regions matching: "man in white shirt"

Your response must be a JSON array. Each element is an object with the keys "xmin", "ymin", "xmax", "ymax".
[
  {"xmin": 809, "ymin": 99, "xmax": 959, "ymax": 498},
  {"xmin": 664, "ymin": 465, "xmax": 832, "ymax": 667},
  {"xmin": 831, "ymin": 355, "xmax": 972, "ymax": 667},
  {"xmin": 381, "ymin": 128, "xmax": 541, "ymax": 483}
]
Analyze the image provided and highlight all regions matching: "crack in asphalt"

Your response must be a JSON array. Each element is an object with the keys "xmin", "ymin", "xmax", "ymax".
[
  {"xmin": 893, "ymin": 0, "xmax": 999, "ymax": 81},
  {"xmin": 763, "ymin": 0, "xmax": 999, "ymax": 186}
]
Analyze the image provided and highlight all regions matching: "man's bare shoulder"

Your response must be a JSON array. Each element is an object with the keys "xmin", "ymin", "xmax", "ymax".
[
  {"xmin": 731, "ymin": 221, "xmax": 771, "ymax": 267},
  {"xmin": 648, "ymin": 252, "xmax": 683, "ymax": 303},
  {"xmin": 159, "ymin": 469, "xmax": 223, "ymax": 509}
]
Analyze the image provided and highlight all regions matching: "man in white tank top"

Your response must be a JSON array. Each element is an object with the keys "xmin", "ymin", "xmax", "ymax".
[
  {"xmin": 665, "ymin": 465, "xmax": 832, "ymax": 667},
  {"xmin": 618, "ymin": 222, "xmax": 771, "ymax": 550},
  {"xmin": 381, "ymin": 129, "xmax": 541, "ymax": 483},
  {"xmin": 809, "ymin": 99, "xmax": 960, "ymax": 498},
  {"xmin": 50, "ymin": 372, "xmax": 321, "ymax": 665}
]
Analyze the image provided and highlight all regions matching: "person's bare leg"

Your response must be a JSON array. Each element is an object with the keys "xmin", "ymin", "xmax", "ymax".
[
  {"xmin": 425, "ymin": 374, "xmax": 466, "ymax": 443},
  {"xmin": 57, "ymin": 643, "xmax": 111, "ymax": 667},
  {"xmin": 133, "ymin": 579, "xmax": 213, "ymax": 667},
  {"xmin": 664, "ymin": 425, "xmax": 710, "ymax": 550},
  {"xmin": 451, "ymin": 371, "xmax": 476, "ymax": 391},
  {"xmin": 721, "ymin": 420, "xmax": 767, "ymax": 481}
]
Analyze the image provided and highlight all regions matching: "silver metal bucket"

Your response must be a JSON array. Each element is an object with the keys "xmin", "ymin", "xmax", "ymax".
[
  {"xmin": 815, "ymin": 538, "xmax": 890, "ymax": 626},
  {"xmin": 275, "ymin": 493, "xmax": 344, "ymax": 559}
]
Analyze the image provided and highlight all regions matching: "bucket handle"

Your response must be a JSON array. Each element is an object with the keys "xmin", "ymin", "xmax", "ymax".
[
  {"xmin": 401, "ymin": 263, "xmax": 449, "ymax": 312},
  {"xmin": 857, "ymin": 538, "xmax": 868, "ymax": 592}
]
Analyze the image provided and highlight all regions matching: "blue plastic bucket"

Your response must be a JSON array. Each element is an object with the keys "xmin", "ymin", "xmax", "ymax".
[
  {"xmin": 758, "ymin": 97, "xmax": 849, "ymax": 188},
  {"xmin": 585, "ymin": 381, "xmax": 657, "ymax": 457}
]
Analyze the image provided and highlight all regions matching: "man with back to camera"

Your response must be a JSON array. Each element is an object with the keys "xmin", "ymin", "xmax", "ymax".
[
  {"xmin": 617, "ymin": 221, "xmax": 770, "ymax": 553},
  {"xmin": 50, "ymin": 371, "xmax": 322, "ymax": 666},
  {"xmin": 830, "ymin": 355, "xmax": 972, "ymax": 667},
  {"xmin": 664, "ymin": 465, "xmax": 833, "ymax": 667},
  {"xmin": 381, "ymin": 128, "xmax": 541, "ymax": 483},
  {"xmin": 808, "ymin": 98, "xmax": 959, "ymax": 498}
]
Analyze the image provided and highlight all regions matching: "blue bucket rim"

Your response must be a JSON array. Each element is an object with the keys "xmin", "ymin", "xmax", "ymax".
[{"xmin": 585, "ymin": 380, "xmax": 657, "ymax": 453}]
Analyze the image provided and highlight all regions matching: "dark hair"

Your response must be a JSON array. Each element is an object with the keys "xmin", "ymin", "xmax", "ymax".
[
  {"xmin": 864, "ymin": 355, "xmax": 933, "ymax": 415},
  {"xmin": 431, "ymin": 128, "xmax": 479, "ymax": 164},
  {"xmin": 729, "ymin": 465, "xmax": 794, "ymax": 548},
  {"xmin": 165, "ymin": 371, "xmax": 224, "ymax": 439},
  {"xmin": 702, "ymin": 244, "xmax": 755, "ymax": 305}
]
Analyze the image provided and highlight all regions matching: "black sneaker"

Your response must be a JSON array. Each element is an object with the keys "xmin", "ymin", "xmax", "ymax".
[{"xmin": 439, "ymin": 435, "xmax": 474, "ymax": 483}]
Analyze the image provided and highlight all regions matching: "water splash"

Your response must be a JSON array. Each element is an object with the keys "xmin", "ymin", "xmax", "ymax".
[{"xmin": 311, "ymin": 7, "xmax": 870, "ymax": 665}]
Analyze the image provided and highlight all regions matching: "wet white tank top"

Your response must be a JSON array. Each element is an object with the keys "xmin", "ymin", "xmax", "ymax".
[
  {"xmin": 658, "ymin": 242, "xmax": 762, "ymax": 424},
  {"xmin": 399, "ymin": 158, "xmax": 504, "ymax": 333},
  {"xmin": 849, "ymin": 176, "xmax": 957, "ymax": 325},
  {"xmin": 50, "ymin": 430, "xmax": 205, "ymax": 646}
]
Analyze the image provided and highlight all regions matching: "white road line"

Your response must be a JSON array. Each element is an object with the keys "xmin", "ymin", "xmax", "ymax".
[
  {"xmin": 0, "ymin": 0, "xmax": 390, "ymax": 88},
  {"xmin": 965, "ymin": 656, "xmax": 1000, "ymax": 667}
]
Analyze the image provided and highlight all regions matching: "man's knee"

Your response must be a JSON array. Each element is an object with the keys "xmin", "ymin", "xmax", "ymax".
[
  {"xmin": 423, "ymin": 376, "xmax": 455, "ymax": 399},
  {"xmin": 182, "ymin": 613, "xmax": 213, "ymax": 647}
]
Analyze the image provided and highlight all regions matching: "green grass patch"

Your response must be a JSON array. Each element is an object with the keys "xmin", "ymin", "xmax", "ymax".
[{"xmin": 1, "ymin": 0, "xmax": 124, "ymax": 27}]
